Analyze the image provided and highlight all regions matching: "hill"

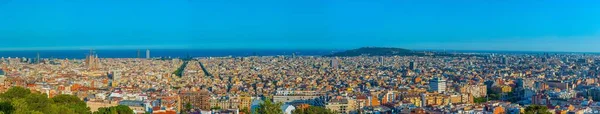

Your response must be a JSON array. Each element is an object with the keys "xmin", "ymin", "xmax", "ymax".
[
  {"xmin": 325, "ymin": 47, "xmax": 479, "ymax": 57},
  {"xmin": 325, "ymin": 47, "xmax": 424, "ymax": 57}
]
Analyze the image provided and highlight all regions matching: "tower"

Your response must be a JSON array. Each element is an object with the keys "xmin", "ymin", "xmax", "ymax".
[
  {"xmin": 146, "ymin": 49, "xmax": 150, "ymax": 59},
  {"xmin": 137, "ymin": 49, "xmax": 141, "ymax": 58},
  {"xmin": 36, "ymin": 52, "xmax": 40, "ymax": 64},
  {"xmin": 85, "ymin": 49, "xmax": 99, "ymax": 70},
  {"xmin": 330, "ymin": 59, "xmax": 339, "ymax": 69},
  {"xmin": 409, "ymin": 61, "xmax": 415, "ymax": 70}
]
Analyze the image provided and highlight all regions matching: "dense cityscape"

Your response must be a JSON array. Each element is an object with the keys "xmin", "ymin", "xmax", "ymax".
[{"xmin": 1, "ymin": 48, "xmax": 599, "ymax": 114}]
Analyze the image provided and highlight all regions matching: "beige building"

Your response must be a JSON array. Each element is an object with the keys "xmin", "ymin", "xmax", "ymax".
[
  {"xmin": 210, "ymin": 96, "xmax": 240, "ymax": 109},
  {"xmin": 238, "ymin": 95, "xmax": 252, "ymax": 109},
  {"xmin": 449, "ymin": 93, "xmax": 473, "ymax": 104},
  {"xmin": 400, "ymin": 92, "xmax": 423, "ymax": 107},
  {"xmin": 273, "ymin": 90, "xmax": 323, "ymax": 103},
  {"xmin": 180, "ymin": 90, "xmax": 211, "ymax": 110},
  {"xmin": 458, "ymin": 84, "xmax": 487, "ymax": 98},
  {"xmin": 326, "ymin": 98, "xmax": 351, "ymax": 114},
  {"xmin": 421, "ymin": 93, "xmax": 450, "ymax": 107}
]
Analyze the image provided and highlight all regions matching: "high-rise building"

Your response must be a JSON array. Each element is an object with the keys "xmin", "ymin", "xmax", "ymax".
[
  {"xmin": 137, "ymin": 49, "xmax": 141, "ymax": 58},
  {"xmin": 146, "ymin": 49, "xmax": 150, "ymax": 59},
  {"xmin": 330, "ymin": 59, "xmax": 339, "ymax": 69},
  {"xmin": 36, "ymin": 52, "xmax": 40, "ymax": 64},
  {"xmin": 409, "ymin": 61, "xmax": 415, "ymax": 70},
  {"xmin": 0, "ymin": 69, "xmax": 5, "ymax": 77},
  {"xmin": 429, "ymin": 77, "xmax": 446, "ymax": 93}
]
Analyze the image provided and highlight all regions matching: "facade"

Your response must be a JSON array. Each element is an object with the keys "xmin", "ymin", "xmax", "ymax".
[
  {"xmin": 421, "ymin": 93, "xmax": 450, "ymax": 107},
  {"xmin": 238, "ymin": 95, "xmax": 252, "ymax": 109},
  {"xmin": 273, "ymin": 90, "xmax": 323, "ymax": 104},
  {"xmin": 330, "ymin": 59, "xmax": 339, "ymax": 69},
  {"xmin": 401, "ymin": 93, "xmax": 422, "ymax": 107},
  {"xmin": 210, "ymin": 96, "xmax": 240, "ymax": 109},
  {"xmin": 491, "ymin": 85, "xmax": 513, "ymax": 93},
  {"xmin": 326, "ymin": 98, "xmax": 350, "ymax": 114},
  {"xmin": 429, "ymin": 77, "xmax": 446, "ymax": 93},
  {"xmin": 458, "ymin": 84, "xmax": 487, "ymax": 98},
  {"xmin": 180, "ymin": 90, "xmax": 211, "ymax": 110}
]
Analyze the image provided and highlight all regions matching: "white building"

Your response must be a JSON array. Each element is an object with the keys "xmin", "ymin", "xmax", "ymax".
[
  {"xmin": 146, "ymin": 49, "xmax": 150, "ymax": 59},
  {"xmin": 281, "ymin": 104, "xmax": 296, "ymax": 114}
]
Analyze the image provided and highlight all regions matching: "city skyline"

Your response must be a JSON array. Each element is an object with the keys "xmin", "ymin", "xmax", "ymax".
[
  {"xmin": 3, "ymin": 1, "xmax": 600, "ymax": 114},
  {"xmin": 0, "ymin": 0, "xmax": 599, "ymax": 52}
]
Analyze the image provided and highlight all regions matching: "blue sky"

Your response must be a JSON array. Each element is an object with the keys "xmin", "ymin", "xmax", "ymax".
[{"xmin": 0, "ymin": 0, "xmax": 599, "ymax": 52}]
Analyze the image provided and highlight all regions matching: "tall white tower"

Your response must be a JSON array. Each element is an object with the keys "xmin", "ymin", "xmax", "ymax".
[{"xmin": 146, "ymin": 49, "xmax": 150, "ymax": 59}]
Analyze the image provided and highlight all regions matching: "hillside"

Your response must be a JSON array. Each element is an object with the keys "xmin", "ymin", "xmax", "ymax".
[{"xmin": 325, "ymin": 47, "xmax": 425, "ymax": 57}]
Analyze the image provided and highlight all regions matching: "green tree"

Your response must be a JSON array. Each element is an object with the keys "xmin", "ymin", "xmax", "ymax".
[
  {"xmin": 93, "ymin": 105, "xmax": 133, "ymax": 114},
  {"xmin": 292, "ymin": 106, "xmax": 335, "ymax": 114},
  {"xmin": 11, "ymin": 98, "xmax": 31, "ymax": 114},
  {"xmin": 0, "ymin": 86, "xmax": 31, "ymax": 100},
  {"xmin": 256, "ymin": 98, "xmax": 283, "ymax": 114},
  {"xmin": 240, "ymin": 107, "xmax": 250, "ymax": 114},
  {"xmin": 473, "ymin": 97, "xmax": 492, "ymax": 103},
  {"xmin": 211, "ymin": 106, "xmax": 222, "ymax": 110},
  {"xmin": 524, "ymin": 105, "xmax": 551, "ymax": 114},
  {"xmin": 52, "ymin": 94, "xmax": 91, "ymax": 114},
  {"xmin": 0, "ymin": 101, "xmax": 14, "ymax": 114},
  {"xmin": 184, "ymin": 103, "xmax": 192, "ymax": 112},
  {"xmin": 48, "ymin": 104, "xmax": 77, "ymax": 114},
  {"xmin": 115, "ymin": 105, "xmax": 134, "ymax": 114},
  {"xmin": 0, "ymin": 87, "xmax": 96, "ymax": 114},
  {"xmin": 24, "ymin": 93, "xmax": 52, "ymax": 113}
]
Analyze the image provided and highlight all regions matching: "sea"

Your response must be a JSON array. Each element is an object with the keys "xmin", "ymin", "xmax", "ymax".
[
  {"xmin": 0, "ymin": 49, "xmax": 339, "ymax": 59},
  {"xmin": 0, "ymin": 49, "xmax": 596, "ymax": 59}
]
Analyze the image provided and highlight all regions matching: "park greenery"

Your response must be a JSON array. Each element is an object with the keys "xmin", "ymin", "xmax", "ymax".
[
  {"xmin": 292, "ymin": 106, "xmax": 335, "ymax": 114},
  {"xmin": 173, "ymin": 61, "xmax": 189, "ymax": 77},
  {"xmin": 0, "ymin": 86, "xmax": 133, "ymax": 114},
  {"xmin": 256, "ymin": 98, "xmax": 283, "ymax": 114},
  {"xmin": 524, "ymin": 105, "xmax": 551, "ymax": 114},
  {"xmin": 255, "ymin": 98, "xmax": 334, "ymax": 114}
]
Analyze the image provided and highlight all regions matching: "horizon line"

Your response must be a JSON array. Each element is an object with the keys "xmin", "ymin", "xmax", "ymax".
[{"xmin": 0, "ymin": 47, "xmax": 599, "ymax": 54}]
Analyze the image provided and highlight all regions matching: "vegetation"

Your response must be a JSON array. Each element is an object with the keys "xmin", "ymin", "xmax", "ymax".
[
  {"xmin": 184, "ymin": 103, "xmax": 192, "ymax": 112},
  {"xmin": 524, "ymin": 105, "xmax": 551, "ymax": 114},
  {"xmin": 240, "ymin": 107, "xmax": 250, "ymax": 114},
  {"xmin": 93, "ymin": 105, "xmax": 134, "ymax": 114},
  {"xmin": 473, "ymin": 97, "xmax": 488, "ymax": 103},
  {"xmin": 473, "ymin": 95, "xmax": 500, "ymax": 103},
  {"xmin": 256, "ymin": 98, "xmax": 283, "ymax": 114},
  {"xmin": 52, "ymin": 94, "xmax": 92, "ymax": 114},
  {"xmin": 292, "ymin": 106, "xmax": 335, "ymax": 114},
  {"xmin": 211, "ymin": 106, "xmax": 222, "ymax": 110},
  {"xmin": 198, "ymin": 62, "xmax": 212, "ymax": 76},
  {"xmin": 0, "ymin": 86, "xmax": 133, "ymax": 114},
  {"xmin": 173, "ymin": 61, "xmax": 189, "ymax": 77}
]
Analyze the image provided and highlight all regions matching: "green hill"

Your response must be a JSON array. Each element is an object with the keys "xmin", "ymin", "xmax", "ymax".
[{"xmin": 325, "ymin": 47, "xmax": 424, "ymax": 57}]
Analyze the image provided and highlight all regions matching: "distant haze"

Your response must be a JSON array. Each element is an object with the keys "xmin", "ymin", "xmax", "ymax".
[{"xmin": 0, "ymin": 0, "xmax": 599, "ymax": 52}]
